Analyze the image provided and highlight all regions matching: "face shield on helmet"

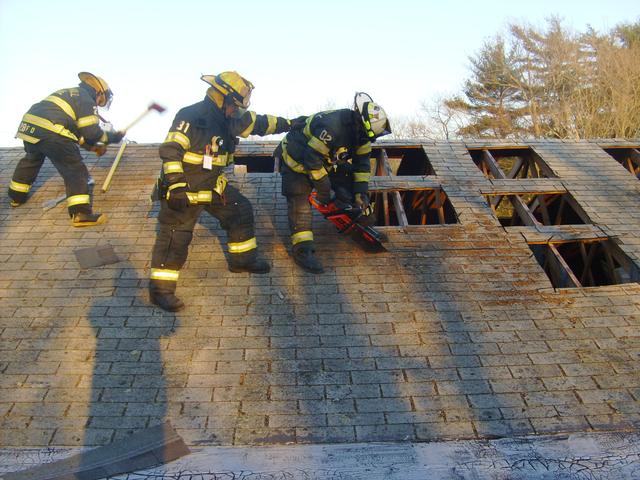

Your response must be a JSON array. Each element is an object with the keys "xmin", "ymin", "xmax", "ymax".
[
  {"xmin": 102, "ymin": 88, "xmax": 113, "ymax": 110},
  {"xmin": 201, "ymin": 71, "xmax": 253, "ymax": 118},
  {"xmin": 78, "ymin": 72, "xmax": 113, "ymax": 110},
  {"xmin": 353, "ymin": 92, "xmax": 392, "ymax": 140}
]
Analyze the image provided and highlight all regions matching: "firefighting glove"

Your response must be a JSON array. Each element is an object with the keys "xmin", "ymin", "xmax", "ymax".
[
  {"xmin": 354, "ymin": 193, "xmax": 370, "ymax": 210},
  {"xmin": 315, "ymin": 187, "xmax": 333, "ymax": 206},
  {"xmin": 108, "ymin": 130, "xmax": 126, "ymax": 144},
  {"xmin": 82, "ymin": 143, "xmax": 107, "ymax": 156},
  {"xmin": 166, "ymin": 185, "xmax": 190, "ymax": 211}
]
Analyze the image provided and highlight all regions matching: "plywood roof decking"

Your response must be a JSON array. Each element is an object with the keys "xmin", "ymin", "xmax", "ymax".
[{"xmin": 0, "ymin": 139, "xmax": 639, "ymax": 448}]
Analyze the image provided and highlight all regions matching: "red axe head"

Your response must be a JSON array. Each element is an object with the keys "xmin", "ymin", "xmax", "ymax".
[{"xmin": 148, "ymin": 102, "xmax": 166, "ymax": 113}]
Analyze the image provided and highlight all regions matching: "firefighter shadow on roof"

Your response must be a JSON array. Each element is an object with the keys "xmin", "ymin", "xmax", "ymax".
[
  {"xmin": 394, "ymin": 223, "xmax": 590, "ymax": 443},
  {"xmin": 270, "ymin": 224, "xmax": 420, "ymax": 444},
  {"xmin": 289, "ymin": 152, "xmax": 549, "ymax": 444},
  {"xmin": 80, "ymin": 259, "xmax": 179, "ymax": 468}
]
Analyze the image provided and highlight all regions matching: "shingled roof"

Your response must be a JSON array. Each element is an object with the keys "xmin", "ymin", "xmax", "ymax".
[{"xmin": 0, "ymin": 139, "xmax": 639, "ymax": 449}]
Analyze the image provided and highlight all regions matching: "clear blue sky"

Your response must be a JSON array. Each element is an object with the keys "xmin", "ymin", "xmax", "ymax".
[{"xmin": 0, "ymin": 0, "xmax": 637, "ymax": 145}]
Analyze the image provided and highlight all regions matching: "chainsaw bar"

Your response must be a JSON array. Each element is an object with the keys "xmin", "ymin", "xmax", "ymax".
[{"xmin": 309, "ymin": 193, "xmax": 387, "ymax": 252}]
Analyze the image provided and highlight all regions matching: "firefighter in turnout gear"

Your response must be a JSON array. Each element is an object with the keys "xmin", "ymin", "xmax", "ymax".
[
  {"xmin": 149, "ymin": 71, "xmax": 292, "ymax": 312},
  {"xmin": 274, "ymin": 92, "xmax": 391, "ymax": 274},
  {"xmin": 9, "ymin": 72, "xmax": 125, "ymax": 226}
]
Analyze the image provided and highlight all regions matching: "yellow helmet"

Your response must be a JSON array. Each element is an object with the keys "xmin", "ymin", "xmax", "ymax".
[
  {"xmin": 78, "ymin": 71, "xmax": 113, "ymax": 108},
  {"xmin": 354, "ymin": 92, "xmax": 391, "ymax": 140},
  {"xmin": 201, "ymin": 71, "xmax": 253, "ymax": 111}
]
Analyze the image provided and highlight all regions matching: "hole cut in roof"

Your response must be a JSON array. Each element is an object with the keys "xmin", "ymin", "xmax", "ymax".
[
  {"xmin": 486, "ymin": 192, "xmax": 590, "ymax": 227},
  {"xmin": 602, "ymin": 146, "xmax": 640, "ymax": 178},
  {"xmin": 468, "ymin": 147, "xmax": 556, "ymax": 179},
  {"xmin": 529, "ymin": 239, "xmax": 640, "ymax": 288},
  {"xmin": 373, "ymin": 146, "xmax": 435, "ymax": 176}
]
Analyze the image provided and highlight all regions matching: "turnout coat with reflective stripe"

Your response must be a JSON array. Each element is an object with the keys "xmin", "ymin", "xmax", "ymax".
[
  {"xmin": 159, "ymin": 95, "xmax": 290, "ymax": 196},
  {"xmin": 15, "ymin": 84, "xmax": 113, "ymax": 146},
  {"xmin": 281, "ymin": 109, "xmax": 372, "ymax": 194}
]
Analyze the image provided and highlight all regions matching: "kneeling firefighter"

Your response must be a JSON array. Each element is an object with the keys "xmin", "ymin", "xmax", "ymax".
[
  {"xmin": 274, "ymin": 92, "xmax": 391, "ymax": 273},
  {"xmin": 9, "ymin": 72, "xmax": 125, "ymax": 226},
  {"xmin": 149, "ymin": 71, "xmax": 292, "ymax": 312}
]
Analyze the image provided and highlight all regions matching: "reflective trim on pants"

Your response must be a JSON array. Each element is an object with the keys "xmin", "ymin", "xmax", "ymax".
[
  {"xmin": 150, "ymin": 268, "xmax": 180, "ymax": 282},
  {"xmin": 9, "ymin": 180, "xmax": 31, "ymax": 193},
  {"xmin": 66, "ymin": 194, "xmax": 90, "ymax": 207},
  {"xmin": 228, "ymin": 237, "xmax": 257, "ymax": 253},
  {"xmin": 292, "ymin": 230, "xmax": 314, "ymax": 245}
]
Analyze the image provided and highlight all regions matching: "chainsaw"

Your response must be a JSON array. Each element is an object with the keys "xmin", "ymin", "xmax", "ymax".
[{"xmin": 308, "ymin": 191, "xmax": 386, "ymax": 252}]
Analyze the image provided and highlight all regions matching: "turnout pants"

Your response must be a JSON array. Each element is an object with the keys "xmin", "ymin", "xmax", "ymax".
[
  {"xmin": 8, "ymin": 137, "xmax": 92, "ymax": 215},
  {"xmin": 280, "ymin": 161, "xmax": 374, "ymax": 250},
  {"xmin": 149, "ymin": 184, "xmax": 257, "ymax": 295}
]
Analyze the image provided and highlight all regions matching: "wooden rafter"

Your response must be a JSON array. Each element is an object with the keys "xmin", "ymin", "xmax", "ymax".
[
  {"xmin": 579, "ymin": 242, "xmax": 596, "ymax": 286},
  {"xmin": 630, "ymin": 149, "xmax": 640, "ymax": 175},
  {"xmin": 506, "ymin": 157, "xmax": 524, "ymax": 179},
  {"xmin": 547, "ymin": 243, "xmax": 582, "ymax": 288},
  {"xmin": 374, "ymin": 154, "xmax": 390, "ymax": 225},
  {"xmin": 532, "ymin": 195, "xmax": 551, "ymax": 225},
  {"xmin": 482, "ymin": 150, "xmax": 540, "ymax": 227},
  {"xmin": 435, "ymin": 189, "xmax": 445, "ymax": 224},
  {"xmin": 553, "ymin": 196, "xmax": 566, "ymax": 224},
  {"xmin": 378, "ymin": 149, "xmax": 409, "ymax": 227},
  {"xmin": 601, "ymin": 241, "xmax": 621, "ymax": 284}
]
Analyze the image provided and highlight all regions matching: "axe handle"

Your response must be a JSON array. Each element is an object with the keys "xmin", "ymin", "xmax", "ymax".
[
  {"xmin": 101, "ymin": 140, "xmax": 128, "ymax": 192},
  {"xmin": 123, "ymin": 108, "xmax": 152, "ymax": 132}
]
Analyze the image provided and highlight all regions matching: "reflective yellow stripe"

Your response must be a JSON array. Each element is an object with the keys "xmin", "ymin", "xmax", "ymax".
[
  {"xmin": 9, "ymin": 180, "xmax": 31, "ymax": 193},
  {"xmin": 164, "ymin": 131, "xmax": 190, "ymax": 150},
  {"xmin": 308, "ymin": 136, "xmax": 330, "ymax": 155},
  {"xmin": 183, "ymin": 151, "xmax": 231, "ymax": 166},
  {"xmin": 353, "ymin": 172, "xmax": 370, "ymax": 182},
  {"xmin": 309, "ymin": 167, "xmax": 328, "ymax": 181},
  {"xmin": 265, "ymin": 115, "xmax": 277, "ymax": 135},
  {"xmin": 183, "ymin": 151, "xmax": 203, "ymax": 164},
  {"xmin": 239, "ymin": 111, "xmax": 257, "ymax": 138},
  {"xmin": 66, "ymin": 194, "xmax": 90, "ymax": 206},
  {"xmin": 166, "ymin": 182, "xmax": 187, "ymax": 200},
  {"xmin": 167, "ymin": 182, "xmax": 187, "ymax": 192},
  {"xmin": 163, "ymin": 161, "xmax": 184, "ymax": 174},
  {"xmin": 214, "ymin": 174, "xmax": 228, "ymax": 196},
  {"xmin": 44, "ymin": 95, "xmax": 76, "ymax": 120},
  {"xmin": 76, "ymin": 115, "xmax": 99, "ymax": 128},
  {"xmin": 282, "ymin": 151, "xmax": 306, "ymax": 174},
  {"xmin": 303, "ymin": 115, "xmax": 314, "ymax": 138},
  {"xmin": 282, "ymin": 142, "xmax": 328, "ymax": 180},
  {"xmin": 22, "ymin": 114, "xmax": 78, "ymax": 141},
  {"xmin": 16, "ymin": 132, "xmax": 40, "ymax": 144},
  {"xmin": 99, "ymin": 131, "xmax": 108, "ymax": 143},
  {"xmin": 186, "ymin": 190, "xmax": 213, "ymax": 204},
  {"xmin": 292, "ymin": 231, "xmax": 313, "ymax": 245},
  {"xmin": 356, "ymin": 142, "xmax": 372, "ymax": 155},
  {"xmin": 228, "ymin": 237, "xmax": 257, "ymax": 253},
  {"xmin": 150, "ymin": 268, "xmax": 180, "ymax": 281},
  {"xmin": 198, "ymin": 190, "xmax": 213, "ymax": 203}
]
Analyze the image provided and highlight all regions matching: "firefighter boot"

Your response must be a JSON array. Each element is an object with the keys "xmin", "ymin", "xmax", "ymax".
[
  {"xmin": 72, "ymin": 212, "xmax": 107, "ymax": 227},
  {"xmin": 228, "ymin": 252, "xmax": 271, "ymax": 274},
  {"xmin": 149, "ymin": 280, "xmax": 185, "ymax": 312},
  {"xmin": 293, "ymin": 242, "xmax": 324, "ymax": 274}
]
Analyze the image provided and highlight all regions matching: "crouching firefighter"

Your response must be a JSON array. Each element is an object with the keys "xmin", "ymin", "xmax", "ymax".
[
  {"xmin": 274, "ymin": 92, "xmax": 391, "ymax": 273},
  {"xmin": 149, "ymin": 71, "xmax": 292, "ymax": 312},
  {"xmin": 9, "ymin": 72, "xmax": 125, "ymax": 226}
]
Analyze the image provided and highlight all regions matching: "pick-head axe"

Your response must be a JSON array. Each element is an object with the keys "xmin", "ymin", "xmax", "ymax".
[{"xmin": 101, "ymin": 102, "xmax": 166, "ymax": 193}]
